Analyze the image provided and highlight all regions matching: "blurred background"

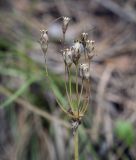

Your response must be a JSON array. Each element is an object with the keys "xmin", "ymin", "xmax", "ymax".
[{"xmin": 0, "ymin": 0, "xmax": 136, "ymax": 160}]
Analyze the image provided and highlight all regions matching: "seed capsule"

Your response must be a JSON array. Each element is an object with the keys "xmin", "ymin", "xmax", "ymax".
[
  {"xmin": 86, "ymin": 40, "xmax": 95, "ymax": 52},
  {"xmin": 63, "ymin": 48, "xmax": 73, "ymax": 67},
  {"xmin": 72, "ymin": 40, "xmax": 83, "ymax": 54},
  {"xmin": 86, "ymin": 40, "xmax": 95, "ymax": 59},
  {"xmin": 62, "ymin": 17, "xmax": 70, "ymax": 34},
  {"xmin": 79, "ymin": 63, "xmax": 90, "ymax": 79},
  {"xmin": 40, "ymin": 30, "xmax": 48, "ymax": 55},
  {"xmin": 80, "ymin": 32, "xmax": 88, "ymax": 47},
  {"xmin": 71, "ymin": 40, "xmax": 83, "ymax": 65}
]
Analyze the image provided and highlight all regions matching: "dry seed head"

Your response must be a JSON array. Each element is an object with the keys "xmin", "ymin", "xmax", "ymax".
[
  {"xmin": 72, "ymin": 40, "xmax": 83, "ymax": 54},
  {"xmin": 62, "ymin": 17, "xmax": 70, "ymax": 34},
  {"xmin": 71, "ymin": 50, "xmax": 80, "ymax": 65},
  {"xmin": 40, "ymin": 30, "xmax": 48, "ymax": 42},
  {"xmin": 40, "ymin": 30, "xmax": 49, "ymax": 55},
  {"xmin": 86, "ymin": 40, "xmax": 95, "ymax": 51},
  {"xmin": 79, "ymin": 63, "xmax": 90, "ymax": 79},
  {"xmin": 71, "ymin": 40, "xmax": 83, "ymax": 65},
  {"xmin": 81, "ymin": 32, "xmax": 88, "ymax": 47},
  {"xmin": 86, "ymin": 40, "xmax": 95, "ymax": 59},
  {"xmin": 63, "ymin": 48, "xmax": 73, "ymax": 67},
  {"xmin": 81, "ymin": 32, "xmax": 88, "ymax": 41}
]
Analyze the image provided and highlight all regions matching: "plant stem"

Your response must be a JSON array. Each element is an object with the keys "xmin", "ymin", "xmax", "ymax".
[
  {"xmin": 45, "ymin": 62, "xmax": 48, "ymax": 76},
  {"xmin": 84, "ymin": 48, "xmax": 87, "ymax": 62},
  {"xmin": 63, "ymin": 33, "xmax": 65, "ymax": 49},
  {"xmin": 74, "ymin": 130, "xmax": 79, "ymax": 160},
  {"xmin": 65, "ymin": 65, "xmax": 74, "ymax": 111},
  {"xmin": 41, "ymin": 48, "xmax": 48, "ymax": 76},
  {"xmin": 44, "ymin": 66, "xmax": 75, "ymax": 119},
  {"xmin": 76, "ymin": 64, "xmax": 79, "ymax": 106},
  {"xmin": 78, "ymin": 79, "xmax": 84, "ymax": 108}
]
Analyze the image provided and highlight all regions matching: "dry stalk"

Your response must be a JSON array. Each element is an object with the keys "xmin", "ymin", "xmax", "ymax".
[{"xmin": 39, "ymin": 16, "xmax": 95, "ymax": 160}]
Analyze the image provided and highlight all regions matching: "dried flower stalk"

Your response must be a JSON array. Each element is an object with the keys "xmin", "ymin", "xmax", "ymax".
[{"xmin": 39, "ymin": 17, "xmax": 95, "ymax": 160}]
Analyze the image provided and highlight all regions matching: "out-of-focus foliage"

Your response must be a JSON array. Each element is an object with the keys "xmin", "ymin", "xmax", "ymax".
[{"xmin": 115, "ymin": 120, "xmax": 135, "ymax": 147}]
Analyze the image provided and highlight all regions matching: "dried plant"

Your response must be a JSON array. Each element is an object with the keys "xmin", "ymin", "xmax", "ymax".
[{"xmin": 39, "ymin": 16, "xmax": 95, "ymax": 160}]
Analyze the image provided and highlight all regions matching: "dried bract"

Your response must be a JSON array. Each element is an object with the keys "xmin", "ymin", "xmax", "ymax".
[
  {"xmin": 62, "ymin": 17, "xmax": 70, "ymax": 34},
  {"xmin": 79, "ymin": 63, "xmax": 90, "ymax": 79}
]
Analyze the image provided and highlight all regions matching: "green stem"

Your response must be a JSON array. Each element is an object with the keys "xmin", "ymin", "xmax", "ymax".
[
  {"xmin": 78, "ymin": 79, "xmax": 84, "ymax": 108},
  {"xmin": 44, "ymin": 60, "xmax": 70, "ymax": 116},
  {"xmin": 45, "ymin": 71, "xmax": 74, "ymax": 118},
  {"xmin": 74, "ymin": 130, "xmax": 79, "ymax": 160},
  {"xmin": 45, "ymin": 62, "xmax": 48, "ymax": 76},
  {"xmin": 63, "ymin": 33, "xmax": 65, "ymax": 49},
  {"xmin": 84, "ymin": 48, "xmax": 87, "ymax": 62},
  {"xmin": 68, "ymin": 67, "xmax": 72, "ymax": 99},
  {"xmin": 42, "ymin": 49, "xmax": 48, "ymax": 76},
  {"xmin": 76, "ymin": 65, "xmax": 79, "ymax": 107},
  {"xmin": 65, "ymin": 65, "xmax": 74, "ymax": 111},
  {"xmin": 81, "ymin": 100, "xmax": 89, "ymax": 114}
]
